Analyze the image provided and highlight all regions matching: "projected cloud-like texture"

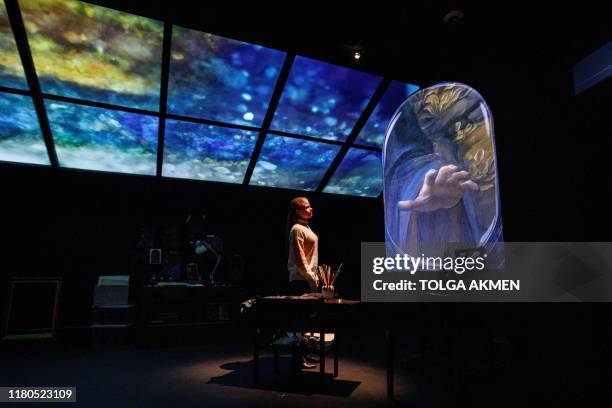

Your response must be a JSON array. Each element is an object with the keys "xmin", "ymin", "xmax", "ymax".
[
  {"xmin": 251, "ymin": 135, "xmax": 340, "ymax": 190},
  {"xmin": 0, "ymin": 0, "xmax": 420, "ymax": 197},
  {"xmin": 271, "ymin": 56, "xmax": 381, "ymax": 141},
  {"xmin": 356, "ymin": 81, "xmax": 420, "ymax": 148},
  {"xmin": 0, "ymin": 1, "xmax": 27, "ymax": 89},
  {"xmin": 168, "ymin": 26, "xmax": 285, "ymax": 126},
  {"xmin": 324, "ymin": 148, "xmax": 382, "ymax": 197},
  {"xmin": 46, "ymin": 100, "xmax": 158, "ymax": 174},
  {"xmin": 162, "ymin": 119, "xmax": 258, "ymax": 183},
  {"xmin": 0, "ymin": 92, "xmax": 48, "ymax": 165},
  {"xmin": 20, "ymin": 0, "xmax": 163, "ymax": 110}
]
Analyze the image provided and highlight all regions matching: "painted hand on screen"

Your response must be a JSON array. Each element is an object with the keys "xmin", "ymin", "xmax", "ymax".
[{"xmin": 398, "ymin": 165, "xmax": 478, "ymax": 212}]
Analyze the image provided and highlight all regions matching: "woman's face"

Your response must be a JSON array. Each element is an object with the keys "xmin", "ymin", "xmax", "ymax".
[{"xmin": 296, "ymin": 200, "xmax": 313, "ymax": 220}]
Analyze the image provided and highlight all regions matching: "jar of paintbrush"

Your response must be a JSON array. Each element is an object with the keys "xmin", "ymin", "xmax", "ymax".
[
  {"xmin": 322, "ymin": 285, "xmax": 334, "ymax": 299},
  {"xmin": 317, "ymin": 263, "xmax": 342, "ymax": 300}
]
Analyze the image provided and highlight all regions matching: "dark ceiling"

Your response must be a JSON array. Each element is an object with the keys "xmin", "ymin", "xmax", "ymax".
[{"xmin": 88, "ymin": 1, "xmax": 610, "ymax": 86}]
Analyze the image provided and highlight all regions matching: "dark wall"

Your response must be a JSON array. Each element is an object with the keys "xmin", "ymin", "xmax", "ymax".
[
  {"xmin": 3, "ymin": 68, "xmax": 611, "ymax": 328},
  {"xmin": 421, "ymin": 29, "xmax": 612, "ymax": 242},
  {"xmin": 2, "ymin": 165, "xmax": 384, "ymax": 326},
  {"xmin": 2, "ymin": 2, "xmax": 610, "ymax": 328},
  {"xmin": 3, "ymin": 61, "xmax": 610, "ymax": 327}
]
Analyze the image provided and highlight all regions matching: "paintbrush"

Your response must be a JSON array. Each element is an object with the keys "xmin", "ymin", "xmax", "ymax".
[
  {"xmin": 320, "ymin": 264, "xmax": 326, "ymax": 287},
  {"xmin": 321, "ymin": 265, "xmax": 326, "ymax": 286},
  {"xmin": 318, "ymin": 265, "xmax": 328, "ymax": 287},
  {"xmin": 331, "ymin": 262, "xmax": 343, "ymax": 286}
]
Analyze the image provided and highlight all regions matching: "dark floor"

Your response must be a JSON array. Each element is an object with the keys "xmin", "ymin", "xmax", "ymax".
[{"xmin": 1, "ymin": 327, "xmax": 609, "ymax": 407}]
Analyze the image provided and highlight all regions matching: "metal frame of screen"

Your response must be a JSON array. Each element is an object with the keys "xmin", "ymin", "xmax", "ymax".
[{"xmin": 1, "ymin": 0, "xmax": 418, "ymax": 198}]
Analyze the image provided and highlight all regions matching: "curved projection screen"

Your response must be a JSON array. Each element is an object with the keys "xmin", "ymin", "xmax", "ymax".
[{"xmin": 384, "ymin": 82, "xmax": 503, "ymax": 259}]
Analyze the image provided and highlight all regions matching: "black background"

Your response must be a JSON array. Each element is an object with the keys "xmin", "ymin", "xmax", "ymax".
[{"xmin": 2, "ymin": 1, "xmax": 610, "ymax": 333}]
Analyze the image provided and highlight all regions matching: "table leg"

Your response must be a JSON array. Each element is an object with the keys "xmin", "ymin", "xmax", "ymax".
[
  {"xmin": 333, "ymin": 332, "xmax": 339, "ymax": 377},
  {"xmin": 253, "ymin": 327, "xmax": 260, "ymax": 384},
  {"xmin": 386, "ymin": 328, "xmax": 394, "ymax": 399},
  {"xmin": 320, "ymin": 330, "xmax": 326, "ymax": 377}
]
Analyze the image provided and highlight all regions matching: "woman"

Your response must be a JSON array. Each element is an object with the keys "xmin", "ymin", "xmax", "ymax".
[
  {"xmin": 286, "ymin": 197, "xmax": 320, "ymax": 369},
  {"xmin": 286, "ymin": 197, "xmax": 319, "ymax": 295}
]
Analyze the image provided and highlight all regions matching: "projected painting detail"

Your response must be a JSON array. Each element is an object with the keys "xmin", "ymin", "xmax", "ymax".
[
  {"xmin": 46, "ymin": 100, "xmax": 158, "ymax": 174},
  {"xmin": 167, "ymin": 26, "xmax": 285, "ymax": 126},
  {"xmin": 271, "ymin": 56, "xmax": 382, "ymax": 141},
  {"xmin": 162, "ymin": 120, "xmax": 258, "ymax": 183},
  {"xmin": 0, "ymin": 92, "xmax": 48, "ymax": 164},
  {"xmin": 250, "ymin": 135, "xmax": 341, "ymax": 190},
  {"xmin": 324, "ymin": 148, "xmax": 382, "ymax": 197},
  {"xmin": 1, "ymin": 1, "xmax": 28, "ymax": 89},
  {"xmin": 20, "ymin": 0, "xmax": 163, "ymax": 110},
  {"xmin": 355, "ymin": 81, "xmax": 420, "ymax": 148},
  {"xmin": 383, "ymin": 83, "xmax": 503, "ymax": 257}
]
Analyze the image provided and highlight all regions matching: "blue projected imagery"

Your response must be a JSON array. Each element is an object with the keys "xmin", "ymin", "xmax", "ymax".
[
  {"xmin": 162, "ymin": 120, "xmax": 258, "ymax": 183},
  {"xmin": 324, "ymin": 148, "xmax": 382, "ymax": 197},
  {"xmin": 0, "ymin": 93, "xmax": 48, "ymax": 165},
  {"xmin": 46, "ymin": 100, "xmax": 158, "ymax": 174},
  {"xmin": 355, "ymin": 81, "xmax": 420, "ymax": 148},
  {"xmin": 250, "ymin": 135, "xmax": 341, "ymax": 190},
  {"xmin": 271, "ymin": 56, "xmax": 382, "ymax": 141},
  {"xmin": 167, "ymin": 26, "xmax": 286, "ymax": 126},
  {"xmin": 1, "ymin": 0, "xmax": 415, "ymax": 197}
]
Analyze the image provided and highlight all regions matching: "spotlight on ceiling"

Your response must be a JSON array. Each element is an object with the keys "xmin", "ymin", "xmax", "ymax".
[{"xmin": 353, "ymin": 50, "xmax": 361, "ymax": 61}]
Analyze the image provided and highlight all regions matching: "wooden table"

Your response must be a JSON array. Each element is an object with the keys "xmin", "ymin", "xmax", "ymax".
[{"xmin": 252, "ymin": 295, "xmax": 360, "ymax": 383}]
